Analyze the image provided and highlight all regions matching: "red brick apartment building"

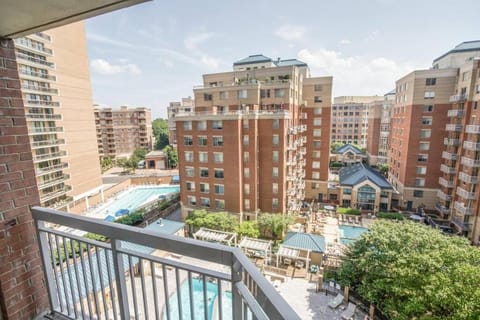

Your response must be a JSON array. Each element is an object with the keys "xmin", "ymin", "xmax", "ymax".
[{"xmin": 174, "ymin": 55, "xmax": 332, "ymax": 219}]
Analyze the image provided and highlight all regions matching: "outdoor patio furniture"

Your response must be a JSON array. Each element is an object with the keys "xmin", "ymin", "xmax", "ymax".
[
  {"xmin": 328, "ymin": 293, "xmax": 344, "ymax": 309},
  {"xmin": 341, "ymin": 302, "xmax": 357, "ymax": 319},
  {"xmin": 295, "ymin": 260, "xmax": 305, "ymax": 269}
]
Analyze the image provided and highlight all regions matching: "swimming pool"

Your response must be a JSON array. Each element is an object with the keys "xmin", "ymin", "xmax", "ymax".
[
  {"xmin": 91, "ymin": 186, "xmax": 180, "ymax": 217},
  {"xmin": 339, "ymin": 225, "xmax": 368, "ymax": 240},
  {"xmin": 164, "ymin": 278, "xmax": 232, "ymax": 320}
]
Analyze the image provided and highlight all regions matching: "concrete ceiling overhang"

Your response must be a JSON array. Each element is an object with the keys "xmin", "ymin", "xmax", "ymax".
[{"xmin": 0, "ymin": 0, "xmax": 151, "ymax": 39}]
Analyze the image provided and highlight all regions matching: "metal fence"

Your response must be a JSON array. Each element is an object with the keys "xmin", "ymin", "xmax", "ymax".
[{"xmin": 32, "ymin": 206, "xmax": 299, "ymax": 320}]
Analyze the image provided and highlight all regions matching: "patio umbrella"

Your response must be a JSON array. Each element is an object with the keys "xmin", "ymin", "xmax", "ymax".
[
  {"xmin": 104, "ymin": 215, "xmax": 115, "ymax": 222},
  {"xmin": 409, "ymin": 214, "xmax": 423, "ymax": 221},
  {"xmin": 115, "ymin": 208, "xmax": 129, "ymax": 217}
]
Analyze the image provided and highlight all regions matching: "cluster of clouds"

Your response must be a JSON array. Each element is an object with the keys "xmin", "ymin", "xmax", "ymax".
[{"xmin": 91, "ymin": 59, "xmax": 141, "ymax": 75}]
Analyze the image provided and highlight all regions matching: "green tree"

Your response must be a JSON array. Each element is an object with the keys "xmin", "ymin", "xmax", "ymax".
[
  {"xmin": 163, "ymin": 145, "xmax": 178, "ymax": 168},
  {"xmin": 235, "ymin": 221, "xmax": 260, "ymax": 238},
  {"xmin": 132, "ymin": 148, "xmax": 147, "ymax": 161},
  {"xmin": 257, "ymin": 213, "xmax": 294, "ymax": 240},
  {"xmin": 152, "ymin": 118, "xmax": 169, "ymax": 150},
  {"xmin": 100, "ymin": 158, "xmax": 114, "ymax": 173},
  {"xmin": 185, "ymin": 209, "xmax": 239, "ymax": 232},
  {"xmin": 378, "ymin": 163, "xmax": 389, "ymax": 177},
  {"xmin": 337, "ymin": 221, "xmax": 480, "ymax": 320},
  {"xmin": 330, "ymin": 142, "xmax": 345, "ymax": 153}
]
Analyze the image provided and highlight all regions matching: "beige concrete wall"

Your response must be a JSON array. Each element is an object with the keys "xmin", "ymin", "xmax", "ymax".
[{"xmin": 46, "ymin": 22, "xmax": 102, "ymax": 197}]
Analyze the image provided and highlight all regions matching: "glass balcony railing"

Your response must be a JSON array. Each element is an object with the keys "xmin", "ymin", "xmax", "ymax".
[
  {"xmin": 31, "ymin": 207, "xmax": 299, "ymax": 320},
  {"xmin": 16, "ymin": 52, "xmax": 55, "ymax": 68},
  {"xmin": 19, "ymin": 69, "xmax": 56, "ymax": 81}
]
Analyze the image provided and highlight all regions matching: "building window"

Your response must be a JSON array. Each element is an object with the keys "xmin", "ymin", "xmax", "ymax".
[
  {"xmin": 238, "ymin": 89, "xmax": 247, "ymax": 99},
  {"xmin": 185, "ymin": 166, "xmax": 194, "ymax": 177},
  {"xmin": 214, "ymin": 169, "xmax": 224, "ymax": 179},
  {"xmin": 186, "ymin": 181, "xmax": 195, "ymax": 191},
  {"xmin": 415, "ymin": 178, "xmax": 425, "ymax": 187},
  {"xmin": 417, "ymin": 154, "xmax": 428, "ymax": 162},
  {"xmin": 243, "ymin": 135, "xmax": 249, "ymax": 145},
  {"xmin": 215, "ymin": 199, "xmax": 225, "ymax": 210},
  {"xmin": 424, "ymin": 91, "xmax": 435, "ymax": 99},
  {"xmin": 274, "ymin": 89, "xmax": 285, "ymax": 97},
  {"xmin": 200, "ymin": 168, "xmax": 209, "ymax": 178},
  {"xmin": 312, "ymin": 172, "xmax": 320, "ymax": 179},
  {"xmin": 423, "ymin": 105, "xmax": 434, "ymax": 112},
  {"xmin": 260, "ymin": 89, "xmax": 270, "ymax": 98},
  {"xmin": 272, "ymin": 167, "xmax": 278, "ymax": 178},
  {"xmin": 357, "ymin": 185, "xmax": 375, "ymax": 211},
  {"xmin": 198, "ymin": 136, "xmax": 207, "ymax": 146},
  {"xmin": 187, "ymin": 196, "xmax": 196, "ymax": 206},
  {"xmin": 343, "ymin": 188, "xmax": 352, "ymax": 195},
  {"xmin": 183, "ymin": 121, "xmax": 192, "ymax": 130},
  {"xmin": 312, "ymin": 161, "xmax": 320, "ymax": 169},
  {"xmin": 219, "ymin": 91, "xmax": 229, "ymax": 100},
  {"xmin": 200, "ymin": 183, "xmax": 210, "ymax": 193},
  {"xmin": 198, "ymin": 152, "xmax": 208, "ymax": 163},
  {"xmin": 419, "ymin": 142, "xmax": 430, "ymax": 151},
  {"xmin": 413, "ymin": 190, "xmax": 424, "ymax": 198},
  {"xmin": 244, "ymin": 168, "xmax": 250, "ymax": 178},
  {"xmin": 272, "ymin": 198, "xmax": 279, "ymax": 209},
  {"xmin": 425, "ymin": 78, "xmax": 436, "ymax": 86},
  {"xmin": 272, "ymin": 151, "xmax": 279, "ymax": 163},
  {"xmin": 272, "ymin": 134, "xmax": 279, "ymax": 146},
  {"xmin": 184, "ymin": 151, "xmax": 194, "ymax": 162},
  {"xmin": 272, "ymin": 119, "xmax": 279, "ymax": 129},
  {"xmin": 213, "ymin": 136, "xmax": 223, "ymax": 146},
  {"xmin": 273, "ymin": 183, "xmax": 278, "ymax": 194},
  {"xmin": 314, "ymin": 96, "xmax": 322, "ymax": 103},
  {"xmin": 313, "ymin": 140, "xmax": 321, "ymax": 148},
  {"xmin": 313, "ymin": 151, "xmax": 321, "ymax": 159},
  {"xmin": 183, "ymin": 136, "xmax": 193, "ymax": 146},
  {"xmin": 314, "ymin": 107, "xmax": 322, "ymax": 115},
  {"xmin": 244, "ymin": 199, "xmax": 250, "ymax": 210},
  {"xmin": 214, "ymin": 184, "xmax": 224, "ymax": 195},
  {"xmin": 212, "ymin": 120, "xmax": 223, "ymax": 130},
  {"xmin": 244, "ymin": 184, "xmax": 250, "ymax": 195},
  {"xmin": 416, "ymin": 166, "xmax": 427, "ymax": 175},
  {"xmin": 204, "ymin": 93, "xmax": 212, "ymax": 101},
  {"xmin": 421, "ymin": 117, "xmax": 432, "ymax": 125},
  {"xmin": 243, "ymin": 119, "xmax": 249, "ymax": 129},
  {"xmin": 314, "ymin": 84, "xmax": 323, "ymax": 91},
  {"xmin": 213, "ymin": 152, "xmax": 223, "ymax": 163},
  {"xmin": 313, "ymin": 129, "xmax": 321, "ymax": 137},
  {"xmin": 420, "ymin": 129, "xmax": 431, "ymax": 138},
  {"xmin": 313, "ymin": 118, "xmax": 322, "ymax": 126},
  {"xmin": 197, "ymin": 120, "xmax": 207, "ymax": 131},
  {"xmin": 243, "ymin": 152, "xmax": 249, "ymax": 162},
  {"xmin": 200, "ymin": 197, "xmax": 210, "ymax": 207},
  {"xmin": 311, "ymin": 183, "xmax": 319, "ymax": 189}
]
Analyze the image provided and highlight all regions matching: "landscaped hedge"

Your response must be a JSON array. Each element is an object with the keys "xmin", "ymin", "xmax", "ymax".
[
  {"xmin": 337, "ymin": 207, "xmax": 361, "ymax": 215},
  {"xmin": 330, "ymin": 161, "xmax": 344, "ymax": 168},
  {"xmin": 377, "ymin": 212, "xmax": 404, "ymax": 220},
  {"xmin": 115, "ymin": 210, "xmax": 145, "ymax": 226}
]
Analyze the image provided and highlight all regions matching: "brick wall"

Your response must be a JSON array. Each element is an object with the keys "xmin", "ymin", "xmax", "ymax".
[{"xmin": 0, "ymin": 39, "xmax": 49, "ymax": 319}]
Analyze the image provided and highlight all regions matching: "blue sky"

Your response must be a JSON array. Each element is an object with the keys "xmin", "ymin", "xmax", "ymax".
[{"xmin": 85, "ymin": 0, "xmax": 480, "ymax": 119}]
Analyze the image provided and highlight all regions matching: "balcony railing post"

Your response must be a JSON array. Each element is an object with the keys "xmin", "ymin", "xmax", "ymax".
[
  {"xmin": 231, "ymin": 257, "xmax": 243, "ymax": 319},
  {"xmin": 111, "ymin": 239, "xmax": 130, "ymax": 319},
  {"xmin": 35, "ymin": 220, "xmax": 60, "ymax": 312}
]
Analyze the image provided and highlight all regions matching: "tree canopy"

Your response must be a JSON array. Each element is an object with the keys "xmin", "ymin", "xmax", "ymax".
[
  {"xmin": 163, "ymin": 145, "xmax": 178, "ymax": 168},
  {"xmin": 257, "ymin": 213, "xmax": 294, "ymax": 240},
  {"xmin": 337, "ymin": 221, "xmax": 480, "ymax": 320},
  {"xmin": 185, "ymin": 209, "xmax": 238, "ymax": 232},
  {"xmin": 152, "ymin": 118, "xmax": 169, "ymax": 150}
]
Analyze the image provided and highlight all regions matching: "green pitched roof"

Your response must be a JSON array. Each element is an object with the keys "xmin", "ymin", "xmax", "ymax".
[{"xmin": 283, "ymin": 232, "xmax": 326, "ymax": 253}]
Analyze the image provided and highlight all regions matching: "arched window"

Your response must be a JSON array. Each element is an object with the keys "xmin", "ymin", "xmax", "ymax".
[{"xmin": 357, "ymin": 185, "xmax": 376, "ymax": 210}]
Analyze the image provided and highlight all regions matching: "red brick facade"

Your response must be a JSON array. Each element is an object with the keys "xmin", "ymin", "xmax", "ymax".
[{"xmin": 0, "ymin": 39, "xmax": 49, "ymax": 320}]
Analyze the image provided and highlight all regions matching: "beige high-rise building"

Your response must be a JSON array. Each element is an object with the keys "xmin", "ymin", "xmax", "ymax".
[
  {"xmin": 94, "ymin": 105, "xmax": 153, "ymax": 159},
  {"xmin": 331, "ymin": 95, "xmax": 381, "ymax": 148},
  {"xmin": 167, "ymin": 97, "xmax": 194, "ymax": 147},
  {"xmin": 14, "ymin": 22, "xmax": 102, "ymax": 209},
  {"xmin": 174, "ymin": 55, "xmax": 332, "ymax": 219}
]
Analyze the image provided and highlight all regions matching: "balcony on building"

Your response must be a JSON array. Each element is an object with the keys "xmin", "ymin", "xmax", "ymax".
[
  {"xmin": 458, "ymin": 171, "xmax": 480, "ymax": 184},
  {"xmin": 441, "ymin": 151, "xmax": 458, "ymax": 161},
  {"xmin": 39, "ymin": 184, "xmax": 72, "ymax": 203},
  {"xmin": 463, "ymin": 141, "xmax": 480, "ymax": 151},
  {"xmin": 437, "ymin": 189, "xmax": 452, "ymax": 201},
  {"xmin": 26, "ymin": 99, "xmax": 60, "ymax": 107},
  {"xmin": 447, "ymin": 109, "xmax": 464, "ymax": 117},
  {"xmin": 18, "ymin": 69, "xmax": 56, "ymax": 81},
  {"xmin": 16, "ymin": 51, "xmax": 55, "ymax": 68},
  {"xmin": 37, "ymin": 174, "xmax": 70, "ymax": 190},
  {"xmin": 445, "ymin": 123, "xmax": 462, "ymax": 132},
  {"xmin": 22, "ymin": 84, "xmax": 59, "ymax": 94},
  {"xmin": 31, "ymin": 207, "xmax": 299, "ymax": 320},
  {"xmin": 33, "ymin": 150, "xmax": 67, "ymax": 162},
  {"xmin": 456, "ymin": 186, "xmax": 477, "ymax": 200},
  {"xmin": 435, "ymin": 202, "xmax": 451, "ymax": 216},
  {"xmin": 26, "ymin": 112, "xmax": 62, "ymax": 121},
  {"xmin": 440, "ymin": 164, "xmax": 456, "ymax": 174},
  {"xmin": 438, "ymin": 177, "xmax": 454, "ymax": 188},
  {"xmin": 31, "ymin": 138, "xmax": 66, "ymax": 149},
  {"xmin": 14, "ymin": 38, "xmax": 54, "ymax": 55},
  {"xmin": 449, "ymin": 93, "xmax": 468, "ymax": 103},
  {"xmin": 465, "ymin": 125, "xmax": 480, "ymax": 134},
  {"xmin": 444, "ymin": 137, "xmax": 460, "ymax": 146},
  {"xmin": 454, "ymin": 201, "xmax": 474, "ymax": 215},
  {"xmin": 460, "ymin": 156, "xmax": 480, "ymax": 168},
  {"xmin": 29, "ymin": 126, "xmax": 64, "ymax": 135},
  {"xmin": 35, "ymin": 162, "xmax": 69, "ymax": 176},
  {"xmin": 452, "ymin": 215, "xmax": 471, "ymax": 231}
]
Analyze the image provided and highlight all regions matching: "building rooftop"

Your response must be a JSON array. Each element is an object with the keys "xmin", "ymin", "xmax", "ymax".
[
  {"xmin": 339, "ymin": 163, "xmax": 393, "ymax": 189},
  {"xmin": 275, "ymin": 59, "xmax": 308, "ymax": 67},
  {"xmin": 433, "ymin": 40, "xmax": 480, "ymax": 63},
  {"xmin": 334, "ymin": 143, "xmax": 363, "ymax": 155},
  {"xmin": 145, "ymin": 217, "xmax": 184, "ymax": 235},
  {"xmin": 145, "ymin": 150, "xmax": 165, "ymax": 157},
  {"xmin": 233, "ymin": 54, "xmax": 273, "ymax": 66},
  {"xmin": 283, "ymin": 232, "xmax": 326, "ymax": 253}
]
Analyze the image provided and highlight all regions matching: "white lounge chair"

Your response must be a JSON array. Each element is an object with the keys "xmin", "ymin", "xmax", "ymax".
[
  {"xmin": 341, "ymin": 302, "xmax": 357, "ymax": 319},
  {"xmin": 328, "ymin": 293, "xmax": 344, "ymax": 309}
]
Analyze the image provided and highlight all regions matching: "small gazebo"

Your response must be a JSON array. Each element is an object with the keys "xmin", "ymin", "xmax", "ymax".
[
  {"xmin": 276, "ymin": 245, "xmax": 311, "ymax": 271},
  {"xmin": 193, "ymin": 227, "xmax": 237, "ymax": 246},
  {"xmin": 239, "ymin": 237, "xmax": 272, "ymax": 260}
]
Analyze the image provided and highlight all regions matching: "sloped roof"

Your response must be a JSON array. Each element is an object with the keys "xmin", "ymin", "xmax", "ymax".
[
  {"xmin": 283, "ymin": 232, "xmax": 326, "ymax": 253},
  {"xmin": 233, "ymin": 54, "xmax": 272, "ymax": 66},
  {"xmin": 275, "ymin": 59, "xmax": 308, "ymax": 67},
  {"xmin": 335, "ymin": 143, "xmax": 363, "ymax": 155},
  {"xmin": 339, "ymin": 163, "xmax": 393, "ymax": 189},
  {"xmin": 433, "ymin": 40, "xmax": 480, "ymax": 62},
  {"xmin": 145, "ymin": 218, "xmax": 184, "ymax": 235}
]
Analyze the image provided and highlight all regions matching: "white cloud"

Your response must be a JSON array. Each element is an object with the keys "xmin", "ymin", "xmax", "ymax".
[
  {"xmin": 91, "ymin": 59, "xmax": 141, "ymax": 75},
  {"xmin": 298, "ymin": 48, "xmax": 413, "ymax": 96},
  {"xmin": 339, "ymin": 39, "xmax": 352, "ymax": 45},
  {"xmin": 184, "ymin": 32, "xmax": 214, "ymax": 50},
  {"xmin": 365, "ymin": 30, "xmax": 379, "ymax": 42},
  {"xmin": 274, "ymin": 24, "xmax": 306, "ymax": 41},
  {"xmin": 184, "ymin": 32, "xmax": 221, "ymax": 69}
]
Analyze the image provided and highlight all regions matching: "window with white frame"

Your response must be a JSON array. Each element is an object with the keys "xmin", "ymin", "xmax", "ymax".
[
  {"xmin": 272, "ymin": 134, "xmax": 279, "ymax": 146},
  {"xmin": 421, "ymin": 117, "xmax": 432, "ymax": 125},
  {"xmin": 214, "ymin": 184, "xmax": 224, "ymax": 195},
  {"xmin": 272, "ymin": 167, "xmax": 278, "ymax": 177},
  {"xmin": 219, "ymin": 91, "xmax": 229, "ymax": 100},
  {"xmin": 213, "ymin": 152, "xmax": 223, "ymax": 163},
  {"xmin": 420, "ymin": 129, "xmax": 431, "ymax": 138},
  {"xmin": 272, "ymin": 183, "xmax": 278, "ymax": 194},
  {"xmin": 214, "ymin": 169, "xmax": 224, "ymax": 179},
  {"xmin": 419, "ymin": 142, "xmax": 430, "ymax": 151},
  {"xmin": 313, "ymin": 129, "xmax": 321, "ymax": 137},
  {"xmin": 213, "ymin": 136, "xmax": 223, "ymax": 146},
  {"xmin": 186, "ymin": 181, "xmax": 195, "ymax": 191},
  {"xmin": 183, "ymin": 121, "xmax": 192, "ymax": 130},
  {"xmin": 244, "ymin": 167, "xmax": 250, "ymax": 178},
  {"xmin": 313, "ymin": 118, "xmax": 322, "ymax": 126},
  {"xmin": 314, "ymin": 107, "xmax": 322, "ymax": 115},
  {"xmin": 238, "ymin": 89, "xmax": 247, "ymax": 99},
  {"xmin": 187, "ymin": 196, "xmax": 196, "ymax": 206},
  {"xmin": 184, "ymin": 151, "xmax": 194, "ymax": 162},
  {"xmin": 215, "ymin": 199, "xmax": 225, "ymax": 209},
  {"xmin": 272, "ymin": 151, "xmax": 279, "ymax": 163},
  {"xmin": 244, "ymin": 199, "xmax": 250, "ymax": 210},
  {"xmin": 416, "ymin": 166, "xmax": 427, "ymax": 175},
  {"xmin": 197, "ymin": 120, "xmax": 207, "ymax": 131},
  {"xmin": 272, "ymin": 119, "xmax": 279, "ymax": 129},
  {"xmin": 198, "ymin": 136, "xmax": 207, "ymax": 146},
  {"xmin": 313, "ymin": 151, "xmax": 320, "ymax": 158},
  {"xmin": 415, "ymin": 178, "xmax": 425, "ymax": 187},
  {"xmin": 198, "ymin": 152, "xmax": 208, "ymax": 163},
  {"xmin": 313, "ymin": 140, "xmax": 321, "ymax": 148},
  {"xmin": 200, "ymin": 197, "xmax": 210, "ymax": 207},
  {"xmin": 244, "ymin": 184, "xmax": 250, "ymax": 195},
  {"xmin": 185, "ymin": 166, "xmax": 194, "ymax": 177},
  {"xmin": 200, "ymin": 183, "xmax": 210, "ymax": 193},
  {"xmin": 272, "ymin": 198, "xmax": 279, "ymax": 209},
  {"xmin": 312, "ymin": 172, "xmax": 320, "ymax": 179},
  {"xmin": 212, "ymin": 120, "xmax": 223, "ymax": 129},
  {"xmin": 199, "ymin": 168, "xmax": 209, "ymax": 177},
  {"xmin": 243, "ymin": 135, "xmax": 249, "ymax": 145},
  {"xmin": 274, "ymin": 88, "xmax": 285, "ymax": 97},
  {"xmin": 424, "ymin": 91, "xmax": 435, "ymax": 99},
  {"xmin": 312, "ymin": 161, "xmax": 320, "ymax": 169},
  {"xmin": 243, "ymin": 152, "xmax": 249, "ymax": 162}
]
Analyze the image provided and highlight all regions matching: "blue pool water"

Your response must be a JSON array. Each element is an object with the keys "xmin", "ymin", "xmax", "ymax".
[
  {"xmin": 97, "ymin": 186, "xmax": 179, "ymax": 216},
  {"xmin": 339, "ymin": 225, "xmax": 368, "ymax": 239},
  {"xmin": 165, "ymin": 278, "xmax": 232, "ymax": 320}
]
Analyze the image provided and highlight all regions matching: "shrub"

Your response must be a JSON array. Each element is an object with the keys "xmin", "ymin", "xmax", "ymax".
[
  {"xmin": 115, "ymin": 210, "xmax": 144, "ymax": 226},
  {"xmin": 377, "ymin": 212, "xmax": 404, "ymax": 220},
  {"xmin": 337, "ymin": 207, "xmax": 361, "ymax": 215}
]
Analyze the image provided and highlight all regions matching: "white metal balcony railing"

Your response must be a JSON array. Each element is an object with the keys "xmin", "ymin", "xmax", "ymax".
[
  {"xmin": 452, "ymin": 216, "xmax": 471, "ymax": 231},
  {"xmin": 445, "ymin": 124, "xmax": 462, "ymax": 132},
  {"xmin": 14, "ymin": 39, "xmax": 54, "ymax": 55},
  {"xmin": 35, "ymin": 162, "xmax": 68, "ymax": 176},
  {"xmin": 438, "ymin": 177, "xmax": 454, "ymax": 188},
  {"xmin": 435, "ymin": 203, "xmax": 451, "ymax": 215},
  {"xmin": 458, "ymin": 171, "xmax": 480, "ymax": 184},
  {"xmin": 39, "ymin": 185, "xmax": 72, "ymax": 203},
  {"xmin": 26, "ymin": 100, "xmax": 61, "ymax": 107},
  {"xmin": 19, "ymin": 69, "xmax": 56, "ymax": 81},
  {"xmin": 22, "ymin": 84, "xmax": 58, "ymax": 94},
  {"xmin": 456, "ymin": 186, "xmax": 477, "ymax": 200},
  {"xmin": 31, "ymin": 207, "xmax": 299, "ymax": 320},
  {"xmin": 449, "ymin": 93, "xmax": 468, "ymax": 103},
  {"xmin": 30, "ymin": 126, "xmax": 63, "ymax": 134},
  {"xmin": 16, "ymin": 52, "xmax": 55, "ymax": 68},
  {"xmin": 37, "ymin": 174, "xmax": 70, "ymax": 190},
  {"xmin": 31, "ymin": 138, "xmax": 66, "ymax": 149},
  {"xmin": 461, "ymin": 156, "xmax": 480, "ymax": 168},
  {"xmin": 174, "ymin": 109, "xmax": 291, "ymax": 119},
  {"xmin": 33, "ymin": 150, "xmax": 67, "ymax": 162},
  {"xmin": 465, "ymin": 125, "xmax": 480, "ymax": 134},
  {"xmin": 454, "ymin": 201, "xmax": 474, "ymax": 215},
  {"xmin": 441, "ymin": 151, "xmax": 458, "ymax": 161},
  {"xmin": 26, "ymin": 113, "xmax": 62, "ymax": 120},
  {"xmin": 447, "ymin": 109, "xmax": 464, "ymax": 117},
  {"xmin": 463, "ymin": 141, "xmax": 480, "ymax": 151},
  {"xmin": 440, "ymin": 164, "xmax": 456, "ymax": 174},
  {"xmin": 437, "ymin": 189, "xmax": 452, "ymax": 201},
  {"xmin": 444, "ymin": 137, "xmax": 460, "ymax": 146}
]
